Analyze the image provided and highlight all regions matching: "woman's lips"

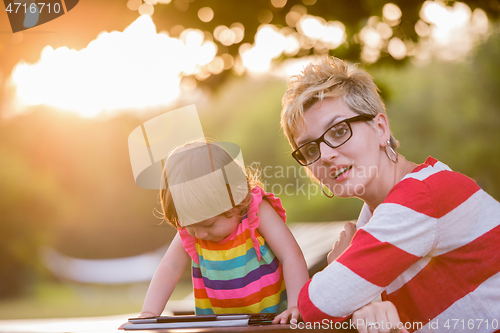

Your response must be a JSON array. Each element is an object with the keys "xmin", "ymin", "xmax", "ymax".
[{"xmin": 332, "ymin": 165, "xmax": 352, "ymax": 181}]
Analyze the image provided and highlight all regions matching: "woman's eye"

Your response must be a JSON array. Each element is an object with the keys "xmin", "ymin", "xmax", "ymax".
[
  {"xmin": 334, "ymin": 127, "xmax": 348, "ymax": 137},
  {"xmin": 304, "ymin": 145, "xmax": 318, "ymax": 157}
]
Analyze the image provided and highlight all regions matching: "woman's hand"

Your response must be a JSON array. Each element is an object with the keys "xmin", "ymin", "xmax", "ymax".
[
  {"xmin": 352, "ymin": 301, "xmax": 409, "ymax": 333},
  {"xmin": 327, "ymin": 222, "xmax": 356, "ymax": 264},
  {"xmin": 272, "ymin": 306, "xmax": 301, "ymax": 324}
]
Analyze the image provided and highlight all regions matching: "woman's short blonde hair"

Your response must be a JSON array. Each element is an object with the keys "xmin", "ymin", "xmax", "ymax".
[{"xmin": 280, "ymin": 56, "xmax": 398, "ymax": 150}]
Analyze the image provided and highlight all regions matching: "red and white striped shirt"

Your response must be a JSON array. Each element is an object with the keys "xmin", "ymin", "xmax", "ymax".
[{"xmin": 298, "ymin": 157, "xmax": 500, "ymax": 332}]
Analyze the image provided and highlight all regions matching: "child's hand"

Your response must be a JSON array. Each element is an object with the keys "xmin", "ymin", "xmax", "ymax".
[
  {"xmin": 327, "ymin": 222, "xmax": 356, "ymax": 264},
  {"xmin": 272, "ymin": 306, "xmax": 301, "ymax": 324},
  {"xmin": 118, "ymin": 312, "xmax": 157, "ymax": 330},
  {"xmin": 117, "ymin": 322, "xmax": 130, "ymax": 330}
]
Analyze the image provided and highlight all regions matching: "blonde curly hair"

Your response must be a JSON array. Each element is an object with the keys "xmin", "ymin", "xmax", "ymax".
[{"xmin": 159, "ymin": 141, "xmax": 262, "ymax": 229}]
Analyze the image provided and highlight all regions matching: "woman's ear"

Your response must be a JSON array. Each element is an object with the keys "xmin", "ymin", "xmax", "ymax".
[{"xmin": 372, "ymin": 113, "xmax": 391, "ymax": 146}]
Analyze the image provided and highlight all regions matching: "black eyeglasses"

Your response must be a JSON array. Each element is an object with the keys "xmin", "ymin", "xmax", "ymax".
[{"xmin": 292, "ymin": 114, "xmax": 375, "ymax": 166}]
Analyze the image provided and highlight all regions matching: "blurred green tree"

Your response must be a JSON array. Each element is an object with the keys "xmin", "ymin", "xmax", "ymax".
[
  {"xmin": 201, "ymin": 24, "xmax": 500, "ymax": 222},
  {"xmin": 2, "ymin": 3, "xmax": 500, "ymax": 301},
  {"xmin": 0, "ymin": 110, "xmax": 175, "ymax": 298},
  {"xmin": 145, "ymin": 0, "xmax": 500, "ymax": 87},
  {"xmin": 0, "ymin": 145, "xmax": 60, "ymax": 298},
  {"xmin": 375, "ymin": 24, "xmax": 500, "ymax": 199}
]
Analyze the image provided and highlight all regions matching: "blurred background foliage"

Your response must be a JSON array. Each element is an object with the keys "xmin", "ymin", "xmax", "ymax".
[{"xmin": 1, "ymin": 0, "xmax": 500, "ymax": 320}]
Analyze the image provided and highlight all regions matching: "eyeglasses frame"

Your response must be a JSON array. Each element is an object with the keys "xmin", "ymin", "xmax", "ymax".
[{"xmin": 292, "ymin": 114, "xmax": 376, "ymax": 166}]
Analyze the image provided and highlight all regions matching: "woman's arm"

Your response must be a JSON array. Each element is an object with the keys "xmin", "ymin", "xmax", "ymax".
[
  {"xmin": 256, "ymin": 199, "xmax": 310, "ymax": 324},
  {"xmin": 140, "ymin": 232, "xmax": 190, "ymax": 316},
  {"xmin": 298, "ymin": 198, "xmax": 436, "ymax": 323}
]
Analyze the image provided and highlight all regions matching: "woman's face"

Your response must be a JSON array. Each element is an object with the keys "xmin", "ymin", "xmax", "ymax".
[{"xmin": 294, "ymin": 98, "xmax": 385, "ymax": 198}]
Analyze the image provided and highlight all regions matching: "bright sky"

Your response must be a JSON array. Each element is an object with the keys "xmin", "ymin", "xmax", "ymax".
[
  {"xmin": 9, "ymin": 16, "xmax": 204, "ymax": 118},
  {"xmin": 5, "ymin": 1, "xmax": 491, "ymax": 118}
]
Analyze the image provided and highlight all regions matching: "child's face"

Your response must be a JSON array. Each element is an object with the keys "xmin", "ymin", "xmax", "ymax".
[{"xmin": 184, "ymin": 211, "xmax": 240, "ymax": 242}]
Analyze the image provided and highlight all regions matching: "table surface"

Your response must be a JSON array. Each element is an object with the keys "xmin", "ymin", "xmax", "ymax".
[
  {"xmin": 70, "ymin": 323, "xmax": 358, "ymax": 333},
  {"xmin": 0, "ymin": 317, "xmax": 358, "ymax": 333}
]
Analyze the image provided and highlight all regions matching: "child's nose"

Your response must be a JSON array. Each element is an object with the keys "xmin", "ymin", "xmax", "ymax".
[{"xmin": 195, "ymin": 228, "xmax": 209, "ymax": 240}]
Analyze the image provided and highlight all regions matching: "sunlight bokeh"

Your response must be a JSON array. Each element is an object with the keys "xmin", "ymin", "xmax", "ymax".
[
  {"xmin": 9, "ymin": 15, "xmax": 215, "ymax": 118},
  {"xmin": 5, "ymin": 1, "xmax": 491, "ymax": 119},
  {"xmin": 240, "ymin": 24, "xmax": 287, "ymax": 73},
  {"xmin": 418, "ymin": 1, "xmax": 489, "ymax": 61},
  {"xmin": 360, "ymin": 1, "xmax": 490, "ymax": 63},
  {"xmin": 240, "ymin": 14, "xmax": 345, "ymax": 74}
]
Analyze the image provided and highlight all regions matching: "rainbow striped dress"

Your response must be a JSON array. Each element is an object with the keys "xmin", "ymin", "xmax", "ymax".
[{"xmin": 179, "ymin": 186, "xmax": 287, "ymax": 314}]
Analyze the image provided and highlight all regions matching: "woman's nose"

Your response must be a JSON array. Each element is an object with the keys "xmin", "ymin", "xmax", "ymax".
[{"xmin": 319, "ymin": 141, "xmax": 338, "ymax": 163}]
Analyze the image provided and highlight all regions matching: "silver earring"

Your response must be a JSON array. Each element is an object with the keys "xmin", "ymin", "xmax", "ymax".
[
  {"xmin": 320, "ymin": 181, "xmax": 334, "ymax": 198},
  {"xmin": 384, "ymin": 140, "xmax": 398, "ymax": 163}
]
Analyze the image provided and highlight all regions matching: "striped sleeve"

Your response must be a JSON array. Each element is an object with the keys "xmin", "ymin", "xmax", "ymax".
[
  {"xmin": 299, "ymin": 179, "xmax": 436, "ymax": 321},
  {"xmin": 299, "ymin": 220, "xmax": 432, "ymax": 320},
  {"xmin": 299, "ymin": 160, "xmax": 482, "ymax": 322},
  {"xmin": 299, "ymin": 160, "xmax": 486, "ymax": 321}
]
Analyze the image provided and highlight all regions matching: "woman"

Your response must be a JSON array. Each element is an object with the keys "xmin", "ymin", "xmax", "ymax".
[{"xmin": 280, "ymin": 56, "xmax": 500, "ymax": 333}]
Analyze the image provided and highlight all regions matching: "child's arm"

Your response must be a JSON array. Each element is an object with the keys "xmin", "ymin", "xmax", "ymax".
[
  {"xmin": 118, "ymin": 233, "xmax": 189, "ymax": 329},
  {"xmin": 140, "ymin": 232, "xmax": 190, "ymax": 316},
  {"xmin": 256, "ymin": 199, "xmax": 309, "ymax": 325}
]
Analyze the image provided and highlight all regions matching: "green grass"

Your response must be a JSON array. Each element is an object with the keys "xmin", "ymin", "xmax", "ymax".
[{"xmin": 0, "ymin": 279, "xmax": 193, "ymax": 320}]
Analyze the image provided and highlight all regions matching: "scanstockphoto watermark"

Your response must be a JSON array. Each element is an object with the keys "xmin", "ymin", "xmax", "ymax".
[
  {"xmin": 290, "ymin": 319, "xmax": 424, "ymax": 330},
  {"xmin": 249, "ymin": 162, "xmax": 380, "ymax": 180},
  {"xmin": 263, "ymin": 179, "xmax": 321, "ymax": 200},
  {"xmin": 249, "ymin": 162, "xmax": 379, "ymax": 199},
  {"xmin": 4, "ymin": 0, "xmax": 80, "ymax": 33},
  {"xmin": 262, "ymin": 178, "xmax": 368, "ymax": 199}
]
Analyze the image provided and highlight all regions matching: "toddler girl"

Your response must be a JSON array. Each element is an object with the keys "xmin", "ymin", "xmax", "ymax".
[{"xmin": 137, "ymin": 141, "xmax": 309, "ymax": 324}]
